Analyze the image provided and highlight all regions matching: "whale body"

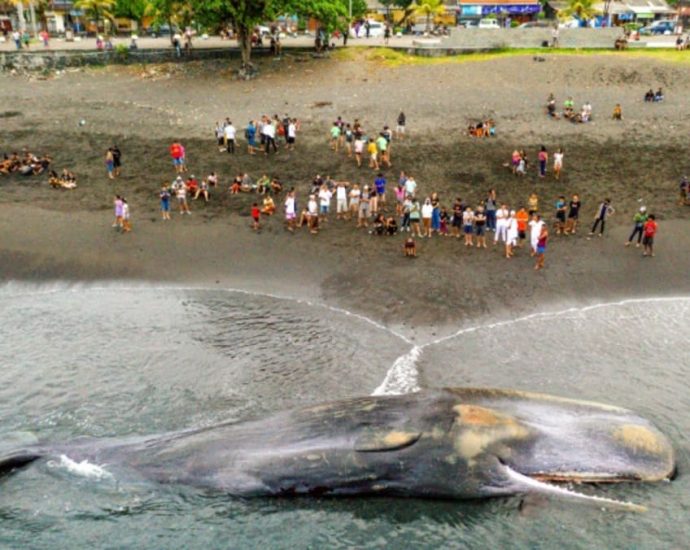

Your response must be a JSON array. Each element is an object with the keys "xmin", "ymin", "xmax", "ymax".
[{"xmin": 0, "ymin": 388, "xmax": 675, "ymax": 510}]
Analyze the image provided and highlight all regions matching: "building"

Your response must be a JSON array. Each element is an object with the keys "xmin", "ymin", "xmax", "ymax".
[
  {"xmin": 547, "ymin": 0, "xmax": 675, "ymax": 26},
  {"xmin": 457, "ymin": 0, "xmax": 541, "ymax": 24}
]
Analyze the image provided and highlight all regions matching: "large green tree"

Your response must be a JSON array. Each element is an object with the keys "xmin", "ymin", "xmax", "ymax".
[
  {"xmin": 561, "ymin": 0, "xmax": 600, "ymax": 21},
  {"xmin": 114, "ymin": 0, "xmax": 152, "ymax": 29},
  {"xmin": 379, "ymin": 0, "xmax": 415, "ymax": 25},
  {"xmin": 414, "ymin": 0, "xmax": 444, "ymax": 32},
  {"xmin": 74, "ymin": 0, "xmax": 116, "ymax": 33}
]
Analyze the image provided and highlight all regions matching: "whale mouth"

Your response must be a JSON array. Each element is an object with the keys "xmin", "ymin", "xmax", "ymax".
[{"xmin": 499, "ymin": 462, "xmax": 648, "ymax": 512}]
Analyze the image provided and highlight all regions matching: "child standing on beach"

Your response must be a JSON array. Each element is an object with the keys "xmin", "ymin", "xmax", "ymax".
[
  {"xmin": 625, "ymin": 206, "xmax": 648, "ymax": 247},
  {"xmin": 474, "ymin": 206, "xmax": 487, "ymax": 248},
  {"xmin": 160, "ymin": 185, "xmax": 171, "ymax": 220},
  {"xmin": 368, "ymin": 139, "xmax": 379, "ymax": 170},
  {"xmin": 121, "ymin": 198, "xmax": 131, "ymax": 233},
  {"xmin": 113, "ymin": 195, "xmax": 123, "ymax": 229},
  {"xmin": 642, "ymin": 214, "xmax": 657, "ymax": 257},
  {"xmin": 284, "ymin": 190, "xmax": 296, "ymax": 232},
  {"xmin": 251, "ymin": 202, "xmax": 260, "ymax": 231},
  {"xmin": 462, "ymin": 206, "xmax": 474, "ymax": 247},
  {"xmin": 589, "ymin": 198, "xmax": 614, "ymax": 238}
]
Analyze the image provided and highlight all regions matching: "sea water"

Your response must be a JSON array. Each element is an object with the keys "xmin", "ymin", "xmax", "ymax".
[{"xmin": 0, "ymin": 284, "xmax": 688, "ymax": 549}]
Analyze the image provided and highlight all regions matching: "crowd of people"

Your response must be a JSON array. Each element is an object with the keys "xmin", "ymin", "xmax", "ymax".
[
  {"xmin": 0, "ymin": 150, "xmax": 52, "ymax": 177},
  {"xmin": 328, "ymin": 114, "xmax": 402, "ymax": 169},
  {"xmin": 214, "ymin": 115, "xmax": 299, "ymax": 156},
  {"xmin": 546, "ymin": 94, "xmax": 594, "ymax": 123}
]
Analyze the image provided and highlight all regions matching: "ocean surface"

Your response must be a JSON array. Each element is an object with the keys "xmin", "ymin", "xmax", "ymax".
[{"xmin": 0, "ymin": 284, "xmax": 688, "ymax": 549}]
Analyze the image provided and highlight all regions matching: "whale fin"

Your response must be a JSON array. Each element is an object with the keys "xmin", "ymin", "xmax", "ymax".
[
  {"xmin": 0, "ymin": 450, "xmax": 43, "ymax": 478},
  {"xmin": 355, "ymin": 430, "xmax": 421, "ymax": 452},
  {"xmin": 502, "ymin": 464, "xmax": 647, "ymax": 512}
]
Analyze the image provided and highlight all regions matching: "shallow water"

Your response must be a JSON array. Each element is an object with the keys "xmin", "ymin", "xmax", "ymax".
[{"xmin": 1, "ymin": 284, "xmax": 688, "ymax": 549}]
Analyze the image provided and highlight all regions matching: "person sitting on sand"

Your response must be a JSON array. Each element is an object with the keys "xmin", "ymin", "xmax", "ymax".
[
  {"xmin": 563, "ymin": 96, "xmax": 575, "ymax": 119},
  {"xmin": 230, "ymin": 174, "xmax": 242, "ymax": 194},
  {"xmin": 186, "ymin": 175, "xmax": 199, "ymax": 197},
  {"xmin": 403, "ymin": 237, "xmax": 417, "ymax": 257},
  {"xmin": 270, "ymin": 178, "xmax": 283, "ymax": 195},
  {"xmin": 370, "ymin": 213, "xmax": 386, "ymax": 235},
  {"xmin": 261, "ymin": 195, "xmax": 276, "ymax": 215},
  {"xmin": 516, "ymin": 154, "xmax": 526, "ymax": 176},
  {"xmin": 194, "ymin": 178, "xmax": 209, "ymax": 202},
  {"xmin": 612, "ymin": 104, "xmax": 623, "ymax": 120},
  {"xmin": 581, "ymin": 101, "xmax": 592, "ymax": 123},
  {"xmin": 547, "ymin": 94, "xmax": 558, "ymax": 118},
  {"xmin": 61, "ymin": 168, "xmax": 76, "ymax": 183},
  {"xmin": 256, "ymin": 174, "xmax": 270, "ymax": 194},
  {"xmin": 511, "ymin": 149, "xmax": 521, "ymax": 174},
  {"xmin": 654, "ymin": 88, "xmax": 664, "ymax": 102},
  {"xmin": 386, "ymin": 216, "xmax": 398, "ymax": 236},
  {"xmin": 644, "ymin": 89, "xmax": 654, "ymax": 102}
]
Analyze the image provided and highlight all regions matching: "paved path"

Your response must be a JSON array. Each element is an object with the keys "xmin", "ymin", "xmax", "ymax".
[{"xmin": 0, "ymin": 32, "xmax": 680, "ymax": 53}]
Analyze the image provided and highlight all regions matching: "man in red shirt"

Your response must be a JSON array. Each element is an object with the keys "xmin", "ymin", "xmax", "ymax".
[
  {"xmin": 169, "ymin": 142, "xmax": 183, "ymax": 174},
  {"xmin": 642, "ymin": 214, "xmax": 657, "ymax": 257}
]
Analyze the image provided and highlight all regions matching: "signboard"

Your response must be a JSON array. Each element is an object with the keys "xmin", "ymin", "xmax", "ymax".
[{"xmin": 462, "ymin": 4, "xmax": 540, "ymax": 15}]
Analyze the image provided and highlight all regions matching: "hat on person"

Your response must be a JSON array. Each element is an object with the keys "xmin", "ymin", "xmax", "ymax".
[
  {"xmin": 510, "ymin": 210, "xmax": 516, "ymax": 216},
  {"xmin": 640, "ymin": 206, "xmax": 647, "ymax": 212}
]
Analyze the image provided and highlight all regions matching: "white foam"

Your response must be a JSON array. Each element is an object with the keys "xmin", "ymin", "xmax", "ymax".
[
  {"xmin": 372, "ymin": 346, "xmax": 422, "ymax": 396},
  {"xmin": 372, "ymin": 297, "xmax": 690, "ymax": 397},
  {"xmin": 52, "ymin": 454, "xmax": 112, "ymax": 480}
]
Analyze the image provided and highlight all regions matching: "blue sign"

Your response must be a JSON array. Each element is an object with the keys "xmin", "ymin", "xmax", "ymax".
[{"xmin": 482, "ymin": 4, "xmax": 541, "ymax": 15}]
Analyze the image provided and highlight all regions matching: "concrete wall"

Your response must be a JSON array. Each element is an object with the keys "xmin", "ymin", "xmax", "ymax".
[
  {"xmin": 0, "ymin": 46, "xmax": 279, "ymax": 72},
  {"xmin": 438, "ymin": 28, "xmax": 624, "ymax": 50}
]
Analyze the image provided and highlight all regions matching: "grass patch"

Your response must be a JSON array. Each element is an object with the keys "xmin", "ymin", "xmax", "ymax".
[{"xmin": 357, "ymin": 46, "xmax": 690, "ymax": 67}]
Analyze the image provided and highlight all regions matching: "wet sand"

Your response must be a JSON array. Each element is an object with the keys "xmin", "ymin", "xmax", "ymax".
[{"xmin": 1, "ymin": 51, "xmax": 689, "ymax": 329}]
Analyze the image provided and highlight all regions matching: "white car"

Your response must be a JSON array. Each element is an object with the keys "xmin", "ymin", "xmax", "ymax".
[
  {"xmin": 478, "ymin": 18, "xmax": 500, "ymax": 29},
  {"xmin": 350, "ymin": 20, "xmax": 385, "ymax": 38}
]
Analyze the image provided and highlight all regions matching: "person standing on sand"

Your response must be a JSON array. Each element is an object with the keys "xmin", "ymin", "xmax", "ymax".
[
  {"xmin": 494, "ymin": 203, "xmax": 509, "ymax": 245},
  {"xmin": 553, "ymin": 148, "xmax": 563, "ymax": 180},
  {"xmin": 474, "ymin": 205, "xmax": 487, "ymax": 248},
  {"xmin": 224, "ymin": 121, "xmax": 236, "ymax": 154},
  {"xmin": 358, "ymin": 186, "xmax": 370, "ymax": 228},
  {"xmin": 105, "ymin": 148, "xmax": 115, "ymax": 180},
  {"xmin": 251, "ymin": 203, "xmax": 260, "ymax": 231},
  {"xmin": 176, "ymin": 181, "xmax": 191, "ymax": 215},
  {"xmin": 245, "ymin": 121, "xmax": 257, "ymax": 155},
  {"xmin": 410, "ymin": 197, "xmax": 422, "ymax": 237},
  {"xmin": 516, "ymin": 207, "xmax": 529, "ymax": 246},
  {"xmin": 485, "ymin": 190, "xmax": 497, "ymax": 232},
  {"xmin": 396, "ymin": 110, "xmax": 406, "ymax": 140},
  {"xmin": 169, "ymin": 141, "xmax": 184, "ymax": 174},
  {"xmin": 564, "ymin": 194, "xmax": 581, "ymax": 234},
  {"xmin": 421, "ymin": 197, "xmax": 433, "ymax": 238},
  {"xmin": 111, "ymin": 145, "xmax": 121, "ymax": 177},
  {"xmin": 535, "ymin": 224, "xmax": 548, "ymax": 270},
  {"xmin": 642, "ymin": 214, "xmax": 657, "ymax": 257},
  {"xmin": 160, "ymin": 185, "xmax": 171, "ymax": 220},
  {"xmin": 625, "ymin": 206, "xmax": 648, "ymax": 247},
  {"xmin": 538, "ymin": 146, "xmax": 548, "ymax": 178},
  {"xmin": 113, "ymin": 195, "xmax": 123, "ymax": 229},
  {"xmin": 367, "ymin": 138, "xmax": 379, "ymax": 170},
  {"xmin": 462, "ymin": 206, "xmax": 474, "ymax": 247},
  {"xmin": 529, "ymin": 214, "xmax": 544, "ymax": 256},
  {"xmin": 589, "ymin": 198, "xmax": 614, "ymax": 238},
  {"xmin": 506, "ymin": 210, "xmax": 518, "ymax": 258},
  {"xmin": 285, "ymin": 189, "xmax": 296, "ymax": 232},
  {"xmin": 121, "ymin": 198, "xmax": 131, "ymax": 233}
]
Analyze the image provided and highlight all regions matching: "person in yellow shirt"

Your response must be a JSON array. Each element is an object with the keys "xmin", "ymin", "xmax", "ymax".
[{"xmin": 367, "ymin": 138, "xmax": 379, "ymax": 170}]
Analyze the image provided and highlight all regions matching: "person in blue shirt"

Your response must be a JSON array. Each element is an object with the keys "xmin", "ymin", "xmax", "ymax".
[
  {"xmin": 245, "ymin": 121, "xmax": 257, "ymax": 155},
  {"xmin": 374, "ymin": 173, "xmax": 386, "ymax": 206}
]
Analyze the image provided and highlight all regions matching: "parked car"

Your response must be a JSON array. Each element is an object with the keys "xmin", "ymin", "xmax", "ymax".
[
  {"xmin": 639, "ymin": 20, "xmax": 675, "ymax": 35},
  {"xmin": 350, "ymin": 20, "xmax": 385, "ymax": 38},
  {"xmin": 558, "ymin": 18, "xmax": 581, "ymax": 29},
  {"xmin": 478, "ymin": 18, "xmax": 500, "ymax": 29},
  {"xmin": 145, "ymin": 24, "xmax": 180, "ymax": 37},
  {"xmin": 518, "ymin": 21, "xmax": 551, "ymax": 29}
]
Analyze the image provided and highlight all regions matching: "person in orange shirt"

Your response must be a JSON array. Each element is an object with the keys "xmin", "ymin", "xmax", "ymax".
[{"xmin": 515, "ymin": 207, "xmax": 529, "ymax": 248}]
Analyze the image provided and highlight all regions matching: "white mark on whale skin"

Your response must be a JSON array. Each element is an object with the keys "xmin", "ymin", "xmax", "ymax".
[{"xmin": 47, "ymin": 455, "xmax": 113, "ymax": 480}]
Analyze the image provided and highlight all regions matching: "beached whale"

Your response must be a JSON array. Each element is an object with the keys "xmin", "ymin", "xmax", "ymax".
[{"xmin": 0, "ymin": 388, "xmax": 675, "ymax": 510}]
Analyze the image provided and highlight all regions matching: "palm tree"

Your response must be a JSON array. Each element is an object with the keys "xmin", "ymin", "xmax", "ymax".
[
  {"xmin": 414, "ymin": 0, "xmax": 445, "ymax": 33},
  {"xmin": 74, "ymin": 0, "xmax": 115, "ymax": 34},
  {"xmin": 561, "ymin": 0, "xmax": 600, "ymax": 23}
]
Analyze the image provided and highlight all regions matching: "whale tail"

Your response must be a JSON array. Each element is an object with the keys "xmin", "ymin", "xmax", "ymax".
[{"xmin": 0, "ymin": 450, "xmax": 43, "ymax": 478}]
